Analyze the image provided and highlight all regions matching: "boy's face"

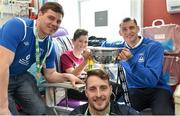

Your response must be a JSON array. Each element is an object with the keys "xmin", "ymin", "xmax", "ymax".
[
  {"xmin": 37, "ymin": 9, "xmax": 63, "ymax": 36},
  {"xmin": 73, "ymin": 35, "xmax": 88, "ymax": 52},
  {"xmin": 85, "ymin": 75, "xmax": 112, "ymax": 112}
]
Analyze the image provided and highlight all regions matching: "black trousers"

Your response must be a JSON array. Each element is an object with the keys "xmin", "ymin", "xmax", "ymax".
[{"xmin": 125, "ymin": 88, "xmax": 174, "ymax": 115}]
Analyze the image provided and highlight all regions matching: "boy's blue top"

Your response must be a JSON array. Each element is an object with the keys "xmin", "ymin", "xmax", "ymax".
[
  {"xmin": 102, "ymin": 37, "xmax": 171, "ymax": 91},
  {"xmin": 0, "ymin": 17, "xmax": 56, "ymax": 76}
]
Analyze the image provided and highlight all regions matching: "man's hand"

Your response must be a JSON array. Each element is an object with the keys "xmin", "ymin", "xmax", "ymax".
[
  {"xmin": 117, "ymin": 48, "xmax": 133, "ymax": 60},
  {"xmin": 66, "ymin": 73, "xmax": 84, "ymax": 88}
]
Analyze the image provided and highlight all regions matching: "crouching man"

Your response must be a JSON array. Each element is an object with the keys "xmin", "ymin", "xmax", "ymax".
[{"xmin": 70, "ymin": 69, "xmax": 139, "ymax": 115}]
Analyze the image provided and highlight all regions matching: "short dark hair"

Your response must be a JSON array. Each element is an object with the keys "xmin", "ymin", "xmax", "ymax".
[
  {"xmin": 119, "ymin": 17, "xmax": 137, "ymax": 27},
  {"xmin": 85, "ymin": 69, "xmax": 110, "ymax": 86},
  {"xmin": 73, "ymin": 29, "xmax": 88, "ymax": 41},
  {"xmin": 39, "ymin": 2, "xmax": 64, "ymax": 17}
]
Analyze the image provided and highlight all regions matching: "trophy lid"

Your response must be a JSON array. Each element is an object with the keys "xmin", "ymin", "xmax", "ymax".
[{"xmin": 88, "ymin": 46, "xmax": 120, "ymax": 51}]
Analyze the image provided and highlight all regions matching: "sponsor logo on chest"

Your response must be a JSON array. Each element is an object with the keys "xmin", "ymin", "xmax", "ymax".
[{"xmin": 19, "ymin": 54, "xmax": 30, "ymax": 66}]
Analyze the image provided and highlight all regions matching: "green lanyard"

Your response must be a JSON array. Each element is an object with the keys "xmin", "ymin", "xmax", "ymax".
[
  {"xmin": 35, "ymin": 28, "xmax": 50, "ymax": 81},
  {"xmin": 84, "ymin": 105, "xmax": 110, "ymax": 116}
]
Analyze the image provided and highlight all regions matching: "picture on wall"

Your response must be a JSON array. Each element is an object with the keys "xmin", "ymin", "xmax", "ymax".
[{"xmin": 95, "ymin": 10, "xmax": 108, "ymax": 27}]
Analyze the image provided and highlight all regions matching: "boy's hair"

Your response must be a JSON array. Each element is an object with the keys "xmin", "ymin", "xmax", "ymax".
[
  {"xmin": 85, "ymin": 69, "xmax": 110, "ymax": 86},
  {"xmin": 119, "ymin": 17, "xmax": 137, "ymax": 27},
  {"xmin": 39, "ymin": 2, "xmax": 64, "ymax": 17},
  {"xmin": 73, "ymin": 29, "xmax": 88, "ymax": 41}
]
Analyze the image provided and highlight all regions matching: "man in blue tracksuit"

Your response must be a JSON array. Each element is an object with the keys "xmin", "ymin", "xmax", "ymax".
[{"xmin": 117, "ymin": 17, "xmax": 174, "ymax": 115}]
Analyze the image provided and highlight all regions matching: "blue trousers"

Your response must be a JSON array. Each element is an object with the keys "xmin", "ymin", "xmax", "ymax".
[
  {"xmin": 118, "ymin": 88, "xmax": 174, "ymax": 115},
  {"xmin": 8, "ymin": 72, "xmax": 46, "ymax": 115}
]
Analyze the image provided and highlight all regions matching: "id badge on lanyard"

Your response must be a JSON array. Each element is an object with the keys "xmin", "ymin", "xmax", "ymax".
[{"xmin": 34, "ymin": 27, "xmax": 50, "ymax": 81}]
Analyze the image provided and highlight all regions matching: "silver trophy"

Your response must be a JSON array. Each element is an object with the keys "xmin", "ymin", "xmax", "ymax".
[
  {"xmin": 87, "ymin": 46, "xmax": 122, "ymax": 82},
  {"xmin": 88, "ymin": 47, "xmax": 121, "ymax": 64}
]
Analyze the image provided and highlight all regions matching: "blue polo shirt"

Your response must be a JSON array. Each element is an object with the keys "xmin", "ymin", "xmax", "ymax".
[{"xmin": 0, "ymin": 17, "xmax": 56, "ymax": 76}]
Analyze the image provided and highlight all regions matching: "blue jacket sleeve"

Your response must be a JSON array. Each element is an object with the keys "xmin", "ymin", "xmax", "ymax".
[{"xmin": 101, "ymin": 40, "xmax": 124, "ymax": 48}]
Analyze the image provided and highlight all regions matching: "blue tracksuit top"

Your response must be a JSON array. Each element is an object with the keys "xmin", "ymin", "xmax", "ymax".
[{"xmin": 0, "ymin": 17, "xmax": 56, "ymax": 76}]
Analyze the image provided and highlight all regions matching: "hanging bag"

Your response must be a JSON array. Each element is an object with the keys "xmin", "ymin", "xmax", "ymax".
[{"xmin": 142, "ymin": 19, "xmax": 180, "ymax": 52}]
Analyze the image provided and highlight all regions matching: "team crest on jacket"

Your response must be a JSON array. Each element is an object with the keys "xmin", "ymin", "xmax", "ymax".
[{"xmin": 138, "ymin": 53, "xmax": 144, "ymax": 62}]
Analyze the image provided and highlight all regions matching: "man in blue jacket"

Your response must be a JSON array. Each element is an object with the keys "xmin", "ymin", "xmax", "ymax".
[{"xmin": 117, "ymin": 17, "xmax": 174, "ymax": 115}]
